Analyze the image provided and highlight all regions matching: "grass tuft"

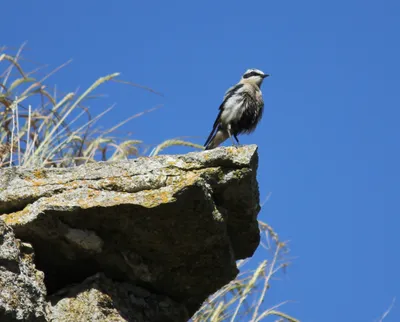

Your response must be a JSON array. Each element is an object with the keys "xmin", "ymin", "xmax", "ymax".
[
  {"xmin": 0, "ymin": 45, "xmax": 200, "ymax": 167},
  {"xmin": 0, "ymin": 45, "xmax": 297, "ymax": 321}
]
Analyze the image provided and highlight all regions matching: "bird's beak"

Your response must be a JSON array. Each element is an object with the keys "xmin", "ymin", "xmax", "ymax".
[{"xmin": 262, "ymin": 74, "xmax": 270, "ymax": 78}]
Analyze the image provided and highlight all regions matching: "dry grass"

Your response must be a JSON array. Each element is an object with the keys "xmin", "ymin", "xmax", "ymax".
[
  {"xmin": 376, "ymin": 298, "xmax": 395, "ymax": 322},
  {"xmin": 0, "ymin": 45, "xmax": 297, "ymax": 321},
  {"xmin": 191, "ymin": 221, "xmax": 298, "ymax": 322},
  {"xmin": 0, "ymin": 44, "xmax": 203, "ymax": 168}
]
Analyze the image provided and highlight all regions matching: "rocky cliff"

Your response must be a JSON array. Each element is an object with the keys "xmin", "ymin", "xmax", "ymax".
[{"xmin": 0, "ymin": 145, "xmax": 261, "ymax": 321}]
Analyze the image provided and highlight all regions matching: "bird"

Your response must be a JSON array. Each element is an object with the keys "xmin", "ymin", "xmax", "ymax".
[{"xmin": 204, "ymin": 68, "xmax": 269, "ymax": 150}]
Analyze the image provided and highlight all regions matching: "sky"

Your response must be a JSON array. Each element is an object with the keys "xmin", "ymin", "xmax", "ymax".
[{"xmin": 2, "ymin": 1, "xmax": 400, "ymax": 321}]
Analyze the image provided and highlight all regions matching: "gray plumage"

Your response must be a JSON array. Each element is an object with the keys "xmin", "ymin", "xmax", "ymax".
[{"xmin": 204, "ymin": 68, "xmax": 269, "ymax": 150}]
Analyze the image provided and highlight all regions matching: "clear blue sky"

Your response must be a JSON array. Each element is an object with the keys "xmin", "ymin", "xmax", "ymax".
[{"xmin": 2, "ymin": 1, "xmax": 400, "ymax": 321}]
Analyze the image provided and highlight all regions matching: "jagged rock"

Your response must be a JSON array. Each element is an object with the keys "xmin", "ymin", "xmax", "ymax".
[
  {"xmin": 0, "ymin": 145, "xmax": 261, "ymax": 320},
  {"xmin": 48, "ymin": 273, "xmax": 188, "ymax": 322},
  {"xmin": 0, "ymin": 219, "xmax": 47, "ymax": 321}
]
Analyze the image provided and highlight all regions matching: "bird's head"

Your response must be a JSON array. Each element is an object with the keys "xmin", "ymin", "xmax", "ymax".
[{"xmin": 240, "ymin": 69, "xmax": 269, "ymax": 87}]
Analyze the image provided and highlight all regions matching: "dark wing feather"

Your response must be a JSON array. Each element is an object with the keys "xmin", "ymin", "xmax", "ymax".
[
  {"xmin": 204, "ymin": 110, "xmax": 222, "ymax": 148},
  {"xmin": 204, "ymin": 84, "xmax": 244, "ymax": 147}
]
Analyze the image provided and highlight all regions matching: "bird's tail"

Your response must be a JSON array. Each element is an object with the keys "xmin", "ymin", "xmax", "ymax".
[
  {"xmin": 204, "ymin": 125, "xmax": 217, "ymax": 150},
  {"xmin": 204, "ymin": 127, "xmax": 228, "ymax": 150}
]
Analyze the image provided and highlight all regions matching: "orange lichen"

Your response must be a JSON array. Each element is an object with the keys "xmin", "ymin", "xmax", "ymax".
[
  {"xmin": 2, "ymin": 207, "xmax": 30, "ymax": 226},
  {"xmin": 33, "ymin": 169, "xmax": 46, "ymax": 179}
]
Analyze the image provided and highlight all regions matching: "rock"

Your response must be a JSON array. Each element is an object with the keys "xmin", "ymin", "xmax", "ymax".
[
  {"xmin": 48, "ymin": 273, "xmax": 188, "ymax": 322},
  {"xmin": 0, "ymin": 219, "xmax": 47, "ymax": 321},
  {"xmin": 0, "ymin": 145, "xmax": 261, "ymax": 320}
]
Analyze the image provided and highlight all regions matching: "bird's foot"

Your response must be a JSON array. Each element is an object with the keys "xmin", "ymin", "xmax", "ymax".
[{"xmin": 231, "ymin": 143, "xmax": 243, "ymax": 148}]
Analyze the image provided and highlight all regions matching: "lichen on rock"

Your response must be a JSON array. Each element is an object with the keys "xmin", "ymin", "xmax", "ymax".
[
  {"xmin": 0, "ymin": 219, "xmax": 47, "ymax": 321},
  {"xmin": 0, "ymin": 145, "xmax": 261, "ymax": 321}
]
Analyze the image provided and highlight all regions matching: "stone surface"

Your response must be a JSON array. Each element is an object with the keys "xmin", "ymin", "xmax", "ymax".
[
  {"xmin": 0, "ymin": 145, "xmax": 261, "ymax": 320},
  {"xmin": 0, "ymin": 219, "xmax": 47, "ymax": 321},
  {"xmin": 48, "ymin": 273, "xmax": 188, "ymax": 322}
]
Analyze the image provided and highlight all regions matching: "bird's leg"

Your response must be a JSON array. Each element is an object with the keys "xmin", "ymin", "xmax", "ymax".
[
  {"xmin": 234, "ymin": 134, "xmax": 240, "ymax": 145},
  {"xmin": 227, "ymin": 124, "xmax": 237, "ymax": 146},
  {"xmin": 233, "ymin": 134, "xmax": 243, "ymax": 148}
]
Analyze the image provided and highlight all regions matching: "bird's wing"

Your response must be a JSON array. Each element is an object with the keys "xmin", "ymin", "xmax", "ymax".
[
  {"xmin": 221, "ymin": 84, "xmax": 244, "ymax": 109},
  {"xmin": 204, "ymin": 84, "xmax": 244, "ymax": 147}
]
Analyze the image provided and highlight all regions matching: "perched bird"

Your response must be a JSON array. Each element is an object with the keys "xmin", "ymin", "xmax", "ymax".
[{"xmin": 204, "ymin": 68, "xmax": 269, "ymax": 150}]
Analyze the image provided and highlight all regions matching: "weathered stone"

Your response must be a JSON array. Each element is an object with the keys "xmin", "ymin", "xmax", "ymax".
[
  {"xmin": 0, "ymin": 145, "xmax": 261, "ymax": 319},
  {"xmin": 0, "ymin": 219, "xmax": 47, "ymax": 321},
  {"xmin": 47, "ymin": 273, "xmax": 188, "ymax": 322}
]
